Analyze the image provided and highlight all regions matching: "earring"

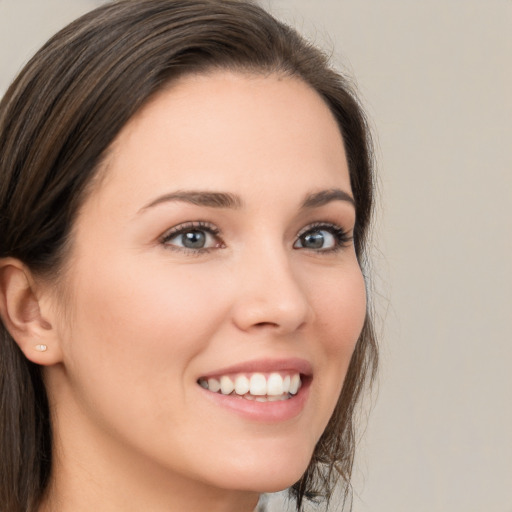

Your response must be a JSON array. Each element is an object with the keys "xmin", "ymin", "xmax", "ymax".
[{"xmin": 35, "ymin": 344, "xmax": 48, "ymax": 352}]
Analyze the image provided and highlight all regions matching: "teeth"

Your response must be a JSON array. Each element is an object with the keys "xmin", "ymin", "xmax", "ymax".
[
  {"xmin": 234, "ymin": 375, "xmax": 250, "ymax": 395},
  {"xmin": 283, "ymin": 375, "xmax": 291, "ymax": 393},
  {"xmin": 220, "ymin": 376, "xmax": 235, "ymax": 395},
  {"xmin": 289, "ymin": 374, "xmax": 301, "ymax": 395},
  {"xmin": 207, "ymin": 378, "xmax": 220, "ymax": 393},
  {"xmin": 267, "ymin": 373, "xmax": 284, "ymax": 396},
  {"xmin": 249, "ymin": 373, "xmax": 267, "ymax": 395},
  {"xmin": 199, "ymin": 372, "xmax": 303, "ymax": 400}
]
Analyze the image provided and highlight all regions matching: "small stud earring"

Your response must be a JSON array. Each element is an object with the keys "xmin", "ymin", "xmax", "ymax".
[{"xmin": 35, "ymin": 344, "xmax": 48, "ymax": 352}]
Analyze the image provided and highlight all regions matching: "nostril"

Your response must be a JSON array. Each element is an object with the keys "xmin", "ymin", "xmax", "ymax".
[{"xmin": 253, "ymin": 321, "xmax": 279, "ymax": 328}]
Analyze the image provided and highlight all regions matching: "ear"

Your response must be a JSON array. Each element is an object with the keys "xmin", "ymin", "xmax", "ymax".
[{"xmin": 0, "ymin": 258, "xmax": 63, "ymax": 365}]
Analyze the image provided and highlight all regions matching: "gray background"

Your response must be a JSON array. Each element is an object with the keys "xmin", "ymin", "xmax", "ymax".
[{"xmin": 1, "ymin": 1, "xmax": 511, "ymax": 511}]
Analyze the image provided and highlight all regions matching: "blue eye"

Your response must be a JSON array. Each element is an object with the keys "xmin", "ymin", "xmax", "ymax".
[
  {"xmin": 294, "ymin": 224, "xmax": 351, "ymax": 252},
  {"xmin": 297, "ymin": 229, "xmax": 335, "ymax": 249},
  {"xmin": 171, "ymin": 230, "xmax": 209, "ymax": 249},
  {"xmin": 161, "ymin": 222, "xmax": 222, "ymax": 251}
]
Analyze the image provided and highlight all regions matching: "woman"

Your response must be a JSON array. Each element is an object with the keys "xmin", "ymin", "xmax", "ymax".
[{"xmin": 0, "ymin": 1, "xmax": 377, "ymax": 511}]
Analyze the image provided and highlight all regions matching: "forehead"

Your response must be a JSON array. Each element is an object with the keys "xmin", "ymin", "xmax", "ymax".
[{"xmin": 88, "ymin": 71, "xmax": 351, "ymax": 212}]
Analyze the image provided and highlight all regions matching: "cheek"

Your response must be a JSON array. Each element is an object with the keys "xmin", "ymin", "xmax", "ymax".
[
  {"xmin": 74, "ymin": 254, "xmax": 222, "ymax": 337},
  {"xmin": 54, "ymin": 255, "xmax": 239, "ymax": 474},
  {"xmin": 60, "ymin": 256, "xmax": 229, "ymax": 408},
  {"xmin": 305, "ymin": 261, "xmax": 367, "ymax": 424},
  {"xmin": 312, "ymin": 263, "xmax": 367, "ymax": 352}
]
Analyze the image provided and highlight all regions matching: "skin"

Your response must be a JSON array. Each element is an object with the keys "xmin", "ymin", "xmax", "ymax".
[{"xmin": 2, "ymin": 72, "xmax": 367, "ymax": 512}]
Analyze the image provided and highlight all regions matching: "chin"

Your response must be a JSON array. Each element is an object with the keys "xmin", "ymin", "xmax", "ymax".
[
  {"xmin": 220, "ymin": 470, "xmax": 306, "ymax": 495},
  {"xmin": 207, "ymin": 445, "xmax": 314, "ymax": 494}
]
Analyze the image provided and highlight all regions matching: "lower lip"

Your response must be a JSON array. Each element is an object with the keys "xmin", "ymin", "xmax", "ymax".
[{"xmin": 198, "ymin": 379, "xmax": 311, "ymax": 423}]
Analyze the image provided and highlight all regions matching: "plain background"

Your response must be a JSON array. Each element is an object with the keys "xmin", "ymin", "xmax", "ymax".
[{"xmin": 0, "ymin": 1, "xmax": 511, "ymax": 511}]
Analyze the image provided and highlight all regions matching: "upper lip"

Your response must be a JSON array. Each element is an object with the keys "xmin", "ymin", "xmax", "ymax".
[{"xmin": 199, "ymin": 357, "xmax": 313, "ymax": 379}]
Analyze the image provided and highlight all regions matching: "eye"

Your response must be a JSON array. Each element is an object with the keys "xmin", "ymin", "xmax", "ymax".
[
  {"xmin": 294, "ymin": 223, "xmax": 352, "ymax": 252},
  {"xmin": 160, "ymin": 222, "xmax": 223, "ymax": 252}
]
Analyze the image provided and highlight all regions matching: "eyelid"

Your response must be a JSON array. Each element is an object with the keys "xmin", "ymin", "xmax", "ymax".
[
  {"xmin": 296, "ymin": 221, "xmax": 351, "ymax": 237},
  {"xmin": 159, "ymin": 221, "xmax": 224, "ymax": 251},
  {"xmin": 295, "ymin": 221, "xmax": 353, "ymax": 251}
]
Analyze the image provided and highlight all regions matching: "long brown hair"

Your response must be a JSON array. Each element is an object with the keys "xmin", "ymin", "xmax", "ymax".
[{"xmin": 0, "ymin": 1, "xmax": 377, "ymax": 510}]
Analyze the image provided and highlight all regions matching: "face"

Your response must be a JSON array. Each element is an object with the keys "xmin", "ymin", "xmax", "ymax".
[{"xmin": 46, "ymin": 72, "xmax": 367, "ymax": 497}]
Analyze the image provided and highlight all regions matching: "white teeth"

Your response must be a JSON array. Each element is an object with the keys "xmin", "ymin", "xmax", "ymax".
[
  {"xmin": 289, "ymin": 374, "xmax": 301, "ymax": 395},
  {"xmin": 249, "ymin": 373, "xmax": 267, "ymax": 395},
  {"xmin": 199, "ymin": 372, "xmax": 303, "ymax": 399},
  {"xmin": 234, "ymin": 375, "xmax": 250, "ymax": 395},
  {"xmin": 207, "ymin": 378, "xmax": 220, "ymax": 392},
  {"xmin": 283, "ymin": 375, "xmax": 291, "ymax": 393},
  {"xmin": 220, "ymin": 376, "xmax": 235, "ymax": 395},
  {"xmin": 267, "ymin": 373, "xmax": 284, "ymax": 396}
]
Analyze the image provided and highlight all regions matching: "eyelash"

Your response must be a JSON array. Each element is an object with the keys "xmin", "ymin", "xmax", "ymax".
[
  {"xmin": 160, "ymin": 221, "xmax": 223, "ymax": 254},
  {"xmin": 159, "ymin": 221, "xmax": 353, "ymax": 254},
  {"xmin": 294, "ymin": 222, "xmax": 353, "ymax": 253}
]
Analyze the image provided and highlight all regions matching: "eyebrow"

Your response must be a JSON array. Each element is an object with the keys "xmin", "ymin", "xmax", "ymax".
[
  {"xmin": 140, "ymin": 190, "xmax": 244, "ymax": 212},
  {"xmin": 301, "ymin": 188, "xmax": 355, "ymax": 209},
  {"xmin": 139, "ymin": 187, "xmax": 354, "ymax": 213}
]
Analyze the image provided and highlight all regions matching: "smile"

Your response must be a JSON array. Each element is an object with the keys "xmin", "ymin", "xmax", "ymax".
[{"xmin": 198, "ymin": 372, "xmax": 302, "ymax": 402}]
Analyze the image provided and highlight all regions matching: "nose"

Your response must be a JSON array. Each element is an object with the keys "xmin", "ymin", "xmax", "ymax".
[{"xmin": 231, "ymin": 247, "xmax": 313, "ymax": 334}]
